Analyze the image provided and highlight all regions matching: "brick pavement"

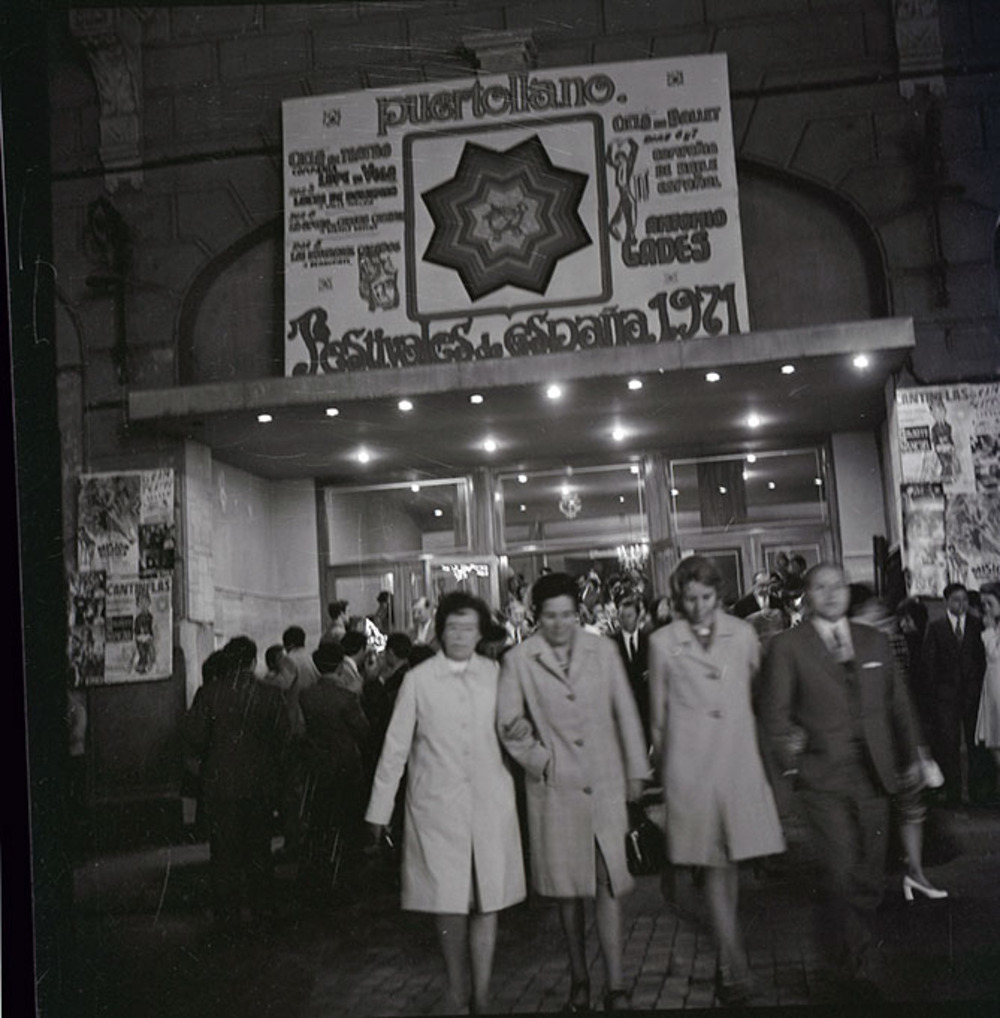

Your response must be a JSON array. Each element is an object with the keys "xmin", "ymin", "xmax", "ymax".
[{"xmin": 71, "ymin": 804, "xmax": 1000, "ymax": 1017}]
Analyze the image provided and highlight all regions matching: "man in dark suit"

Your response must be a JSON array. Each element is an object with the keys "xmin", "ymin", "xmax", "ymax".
[
  {"xmin": 761, "ymin": 563, "xmax": 921, "ymax": 999},
  {"xmin": 732, "ymin": 570, "xmax": 774, "ymax": 619},
  {"xmin": 921, "ymin": 582, "xmax": 991, "ymax": 804},
  {"xmin": 612, "ymin": 596, "xmax": 651, "ymax": 748}
]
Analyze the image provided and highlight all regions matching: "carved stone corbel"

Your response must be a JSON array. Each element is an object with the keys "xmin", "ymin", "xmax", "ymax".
[
  {"xmin": 69, "ymin": 7, "xmax": 144, "ymax": 191},
  {"xmin": 894, "ymin": 0, "xmax": 946, "ymax": 98},
  {"xmin": 462, "ymin": 29, "xmax": 536, "ymax": 74}
]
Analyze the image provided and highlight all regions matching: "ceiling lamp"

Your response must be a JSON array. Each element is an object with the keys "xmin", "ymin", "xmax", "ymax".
[
  {"xmin": 325, "ymin": 407, "xmax": 340, "ymax": 417},
  {"xmin": 257, "ymin": 413, "xmax": 273, "ymax": 423},
  {"xmin": 705, "ymin": 371, "xmax": 721, "ymax": 383},
  {"xmin": 469, "ymin": 393, "xmax": 484, "ymax": 405},
  {"xmin": 780, "ymin": 364, "xmax": 796, "ymax": 375},
  {"xmin": 545, "ymin": 383, "xmax": 563, "ymax": 400},
  {"xmin": 356, "ymin": 448, "xmax": 371, "ymax": 464},
  {"xmin": 611, "ymin": 426, "xmax": 626, "ymax": 442},
  {"xmin": 517, "ymin": 473, "xmax": 528, "ymax": 484},
  {"xmin": 746, "ymin": 413, "xmax": 762, "ymax": 429},
  {"xmin": 482, "ymin": 438, "xmax": 498, "ymax": 453},
  {"xmin": 627, "ymin": 378, "xmax": 643, "ymax": 391},
  {"xmin": 853, "ymin": 353, "xmax": 870, "ymax": 369},
  {"xmin": 398, "ymin": 399, "xmax": 414, "ymax": 412}
]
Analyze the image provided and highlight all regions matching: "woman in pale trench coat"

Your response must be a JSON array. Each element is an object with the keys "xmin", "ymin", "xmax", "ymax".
[
  {"xmin": 498, "ymin": 572, "xmax": 648, "ymax": 1013},
  {"xmin": 366, "ymin": 591, "xmax": 525, "ymax": 1014},
  {"xmin": 648, "ymin": 556, "xmax": 785, "ymax": 1006}
]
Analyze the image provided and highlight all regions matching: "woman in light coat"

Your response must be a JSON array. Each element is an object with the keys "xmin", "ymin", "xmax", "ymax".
[
  {"xmin": 498, "ymin": 572, "xmax": 647, "ymax": 1014},
  {"xmin": 366, "ymin": 591, "xmax": 525, "ymax": 1015},
  {"xmin": 648, "ymin": 556, "xmax": 785, "ymax": 1006}
]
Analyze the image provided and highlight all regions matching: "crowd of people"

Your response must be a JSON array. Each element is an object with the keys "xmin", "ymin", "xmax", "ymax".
[{"xmin": 181, "ymin": 565, "xmax": 1000, "ymax": 1012}]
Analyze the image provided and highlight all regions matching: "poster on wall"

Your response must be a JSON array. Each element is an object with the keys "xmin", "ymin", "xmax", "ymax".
[
  {"xmin": 103, "ymin": 575, "xmax": 173, "ymax": 683},
  {"xmin": 896, "ymin": 383, "xmax": 1000, "ymax": 494},
  {"xmin": 945, "ymin": 493, "xmax": 1000, "ymax": 589},
  {"xmin": 283, "ymin": 55, "xmax": 748, "ymax": 376},
  {"xmin": 77, "ymin": 473, "xmax": 142, "ymax": 575},
  {"xmin": 68, "ymin": 570, "xmax": 107, "ymax": 687},
  {"xmin": 76, "ymin": 468, "xmax": 175, "ymax": 681},
  {"xmin": 901, "ymin": 483, "xmax": 947, "ymax": 598}
]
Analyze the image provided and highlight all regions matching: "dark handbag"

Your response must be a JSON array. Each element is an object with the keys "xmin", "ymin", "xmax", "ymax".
[{"xmin": 625, "ymin": 801, "xmax": 665, "ymax": 876}]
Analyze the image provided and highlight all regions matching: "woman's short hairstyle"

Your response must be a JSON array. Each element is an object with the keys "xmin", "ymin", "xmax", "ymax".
[
  {"xmin": 434, "ymin": 590, "xmax": 492, "ymax": 645},
  {"xmin": 530, "ymin": 571, "xmax": 580, "ymax": 618},
  {"xmin": 669, "ymin": 555, "xmax": 723, "ymax": 615},
  {"xmin": 980, "ymin": 581, "xmax": 1000, "ymax": 604}
]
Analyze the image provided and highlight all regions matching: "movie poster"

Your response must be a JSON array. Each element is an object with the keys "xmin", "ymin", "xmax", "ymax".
[
  {"xmin": 77, "ymin": 473, "xmax": 142, "ymax": 575},
  {"xmin": 896, "ymin": 383, "xmax": 1000, "ymax": 495},
  {"xmin": 945, "ymin": 493, "xmax": 1000, "ymax": 589},
  {"xmin": 103, "ymin": 575, "xmax": 173, "ymax": 683},
  {"xmin": 901, "ymin": 484, "xmax": 947, "ymax": 598},
  {"xmin": 68, "ymin": 570, "xmax": 107, "ymax": 687},
  {"xmin": 283, "ymin": 55, "xmax": 748, "ymax": 376}
]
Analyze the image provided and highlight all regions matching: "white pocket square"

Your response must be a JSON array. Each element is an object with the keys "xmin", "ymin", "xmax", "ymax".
[{"xmin": 861, "ymin": 661, "xmax": 883, "ymax": 669}]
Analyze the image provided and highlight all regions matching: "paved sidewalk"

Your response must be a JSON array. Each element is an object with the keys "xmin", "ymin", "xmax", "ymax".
[{"xmin": 70, "ymin": 804, "xmax": 1000, "ymax": 1017}]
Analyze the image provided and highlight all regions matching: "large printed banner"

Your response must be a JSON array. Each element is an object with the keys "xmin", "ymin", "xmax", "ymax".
[
  {"xmin": 73, "ymin": 469, "xmax": 175, "ymax": 683},
  {"xmin": 283, "ymin": 55, "xmax": 749, "ymax": 376},
  {"xmin": 897, "ymin": 384, "xmax": 1000, "ymax": 594}
]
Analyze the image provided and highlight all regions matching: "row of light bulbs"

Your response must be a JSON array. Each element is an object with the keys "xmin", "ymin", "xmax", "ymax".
[{"xmin": 253, "ymin": 355, "xmax": 872, "ymax": 456}]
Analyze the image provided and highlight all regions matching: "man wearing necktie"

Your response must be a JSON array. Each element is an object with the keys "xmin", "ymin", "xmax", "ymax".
[
  {"xmin": 612, "ymin": 596, "xmax": 651, "ymax": 749},
  {"xmin": 761, "ymin": 563, "xmax": 921, "ymax": 1001},
  {"xmin": 920, "ymin": 583, "xmax": 990, "ymax": 805}
]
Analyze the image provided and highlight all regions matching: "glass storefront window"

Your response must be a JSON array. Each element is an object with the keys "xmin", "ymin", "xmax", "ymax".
[
  {"xmin": 669, "ymin": 449, "xmax": 827, "ymax": 533},
  {"xmin": 324, "ymin": 478, "xmax": 471, "ymax": 564},
  {"xmin": 498, "ymin": 463, "xmax": 648, "ymax": 552}
]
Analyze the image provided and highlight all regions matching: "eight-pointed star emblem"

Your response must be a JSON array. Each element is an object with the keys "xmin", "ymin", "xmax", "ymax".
[{"xmin": 422, "ymin": 135, "xmax": 591, "ymax": 301}]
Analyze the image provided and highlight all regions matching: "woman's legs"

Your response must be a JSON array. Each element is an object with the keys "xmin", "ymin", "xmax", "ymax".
[
  {"xmin": 468, "ymin": 912, "xmax": 498, "ymax": 1013},
  {"xmin": 435, "ymin": 914, "xmax": 470, "ymax": 1012},
  {"xmin": 594, "ymin": 848, "xmax": 625, "ymax": 992},
  {"xmin": 704, "ymin": 864, "xmax": 746, "ymax": 981},
  {"xmin": 558, "ymin": 898, "xmax": 590, "ymax": 992}
]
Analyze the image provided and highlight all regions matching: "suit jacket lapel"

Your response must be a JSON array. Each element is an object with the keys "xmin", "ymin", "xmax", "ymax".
[{"xmin": 803, "ymin": 622, "xmax": 845, "ymax": 683}]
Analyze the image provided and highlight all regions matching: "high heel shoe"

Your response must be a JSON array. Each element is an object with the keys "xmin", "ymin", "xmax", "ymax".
[
  {"xmin": 903, "ymin": 874, "xmax": 948, "ymax": 901},
  {"xmin": 562, "ymin": 979, "xmax": 590, "ymax": 1013}
]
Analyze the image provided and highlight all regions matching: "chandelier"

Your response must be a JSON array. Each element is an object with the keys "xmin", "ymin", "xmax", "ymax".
[
  {"xmin": 440, "ymin": 562, "xmax": 491, "ymax": 583},
  {"xmin": 616, "ymin": 542, "xmax": 649, "ymax": 571}
]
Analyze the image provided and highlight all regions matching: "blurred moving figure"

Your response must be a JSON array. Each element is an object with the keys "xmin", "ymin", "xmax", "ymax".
[
  {"xmin": 498, "ymin": 572, "xmax": 646, "ymax": 1014},
  {"xmin": 762, "ymin": 564, "xmax": 921, "ymax": 1000},
  {"xmin": 649, "ymin": 556, "xmax": 784, "ymax": 1006},
  {"xmin": 367, "ymin": 592, "xmax": 525, "ymax": 1015},
  {"xmin": 850, "ymin": 587, "xmax": 947, "ymax": 903}
]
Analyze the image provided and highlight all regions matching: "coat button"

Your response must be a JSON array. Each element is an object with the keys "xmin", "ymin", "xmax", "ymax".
[
  {"xmin": 582, "ymin": 786, "xmax": 593, "ymax": 795},
  {"xmin": 574, "ymin": 738, "xmax": 584, "ymax": 747},
  {"xmin": 567, "ymin": 693, "xmax": 576, "ymax": 701},
  {"xmin": 709, "ymin": 709, "xmax": 722, "ymax": 719}
]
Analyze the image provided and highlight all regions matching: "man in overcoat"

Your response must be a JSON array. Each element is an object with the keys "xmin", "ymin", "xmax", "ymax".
[
  {"xmin": 920, "ymin": 582, "xmax": 991, "ymax": 804},
  {"xmin": 760, "ymin": 563, "xmax": 921, "ymax": 999},
  {"xmin": 182, "ymin": 637, "xmax": 290, "ymax": 931}
]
